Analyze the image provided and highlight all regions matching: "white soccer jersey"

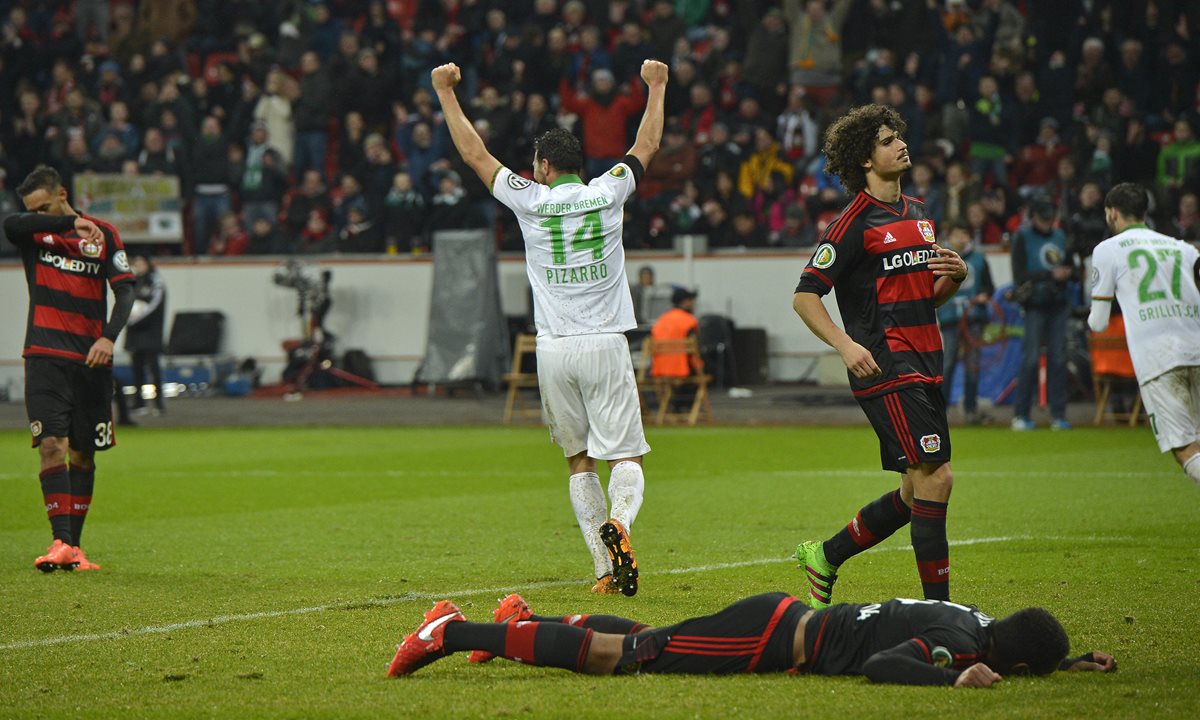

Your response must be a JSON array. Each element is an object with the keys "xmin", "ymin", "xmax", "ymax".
[
  {"xmin": 1091, "ymin": 226, "xmax": 1200, "ymax": 383},
  {"xmin": 492, "ymin": 164, "xmax": 637, "ymax": 337}
]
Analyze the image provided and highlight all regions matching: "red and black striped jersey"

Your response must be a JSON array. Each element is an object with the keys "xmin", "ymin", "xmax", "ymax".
[
  {"xmin": 795, "ymin": 192, "xmax": 943, "ymax": 399},
  {"xmin": 804, "ymin": 599, "xmax": 994, "ymax": 683},
  {"xmin": 6, "ymin": 213, "xmax": 134, "ymax": 364}
]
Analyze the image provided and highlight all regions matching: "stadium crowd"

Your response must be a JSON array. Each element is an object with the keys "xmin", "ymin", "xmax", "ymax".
[{"xmin": 0, "ymin": 0, "xmax": 1198, "ymax": 258}]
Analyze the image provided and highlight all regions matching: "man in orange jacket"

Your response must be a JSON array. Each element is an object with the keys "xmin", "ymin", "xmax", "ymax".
[{"xmin": 651, "ymin": 288, "xmax": 703, "ymax": 412}]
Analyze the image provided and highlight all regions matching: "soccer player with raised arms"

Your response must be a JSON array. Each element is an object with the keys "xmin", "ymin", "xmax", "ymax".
[
  {"xmin": 791, "ymin": 105, "xmax": 969, "ymax": 608},
  {"xmin": 430, "ymin": 60, "xmax": 668, "ymax": 597},
  {"xmin": 1088, "ymin": 182, "xmax": 1200, "ymax": 484}
]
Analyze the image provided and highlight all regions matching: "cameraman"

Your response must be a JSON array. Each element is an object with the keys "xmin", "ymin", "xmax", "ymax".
[{"xmin": 1010, "ymin": 197, "xmax": 1075, "ymax": 431}]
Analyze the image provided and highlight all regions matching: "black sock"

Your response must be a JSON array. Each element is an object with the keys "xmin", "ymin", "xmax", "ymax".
[
  {"xmin": 69, "ymin": 466, "xmax": 95, "ymax": 546},
  {"xmin": 911, "ymin": 498, "xmax": 950, "ymax": 600},
  {"xmin": 444, "ymin": 621, "xmax": 593, "ymax": 671},
  {"xmin": 40, "ymin": 465, "xmax": 73, "ymax": 544},
  {"xmin": 823, "ymin": 489, "xmax": 912, "ymax": 567},
  {"xmin": 530, "ymin": 613, "xmax": 648, "ymax": 634}
]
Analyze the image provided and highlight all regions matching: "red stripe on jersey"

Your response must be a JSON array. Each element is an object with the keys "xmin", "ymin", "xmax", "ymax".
[
  {"xmin": 575, "ymin": 629, "xmax": 593, "ymax": 671},
  {"xmin": 26, "ymin": 345, "xmax": 87, "ymax": 362},
  {"xmin": 822, "ymin": 196, "xmax": 862, "ymax": 244},
  {"xmin": 110, "ymin": 272, "xmax": 135, "ymax": 285},
  {"xmin": 885, "ymin": 323, "xmax": 943, "ymax": 354},
  {"xmin": 35, "ymin": 263, "xmax": 106, "ymax": 300},
  {"xmin": 671, "ymin": 636, "xmax": 759, "ymax": 645},
  {"xmin": 848, "ymin": 511, "xmax": 878, "ymax": 548},
  {"xmin": 912, "ymin": 638, "xmax": 933, "ymax": 662},
  {"xmin": 828, "ymin": 196, "xmax": 868, "ymax": 244},
  {"xmin": 876, "ymin": 270, "xmax": 935, "ymax": 305},
  {"xmin": 746, "ymin": 595, "xmax": 799, "ymax": 672},
  {"xmin": 803, "ymin": 614, "xmax": 832, "ymax": 671},
  {"xmin": 884, "ymin": 394, "xmax": 917, "ymax": 464},
  {"xmin": 803, "ymin": 267, "xmax": 833, "ymax": 288},
  {"xmin": 852, "ymin": 373, "xmax": 942, "ymax": 397},
  {"xmin": 34, "ymin": 306, "xmax": 104, "ymax": 338},
  {"xmin": 663, "ymin": 646, "xmax": 752, "ymax": 657}
]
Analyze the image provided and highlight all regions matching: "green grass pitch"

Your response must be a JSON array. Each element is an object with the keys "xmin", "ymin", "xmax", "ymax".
[{"xmin": 1, "ymin": 424, "xmax": 1198, "ymax": 718}]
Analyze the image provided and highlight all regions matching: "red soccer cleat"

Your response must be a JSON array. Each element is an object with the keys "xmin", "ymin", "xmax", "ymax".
[
  {"xmin": 34, "ymin": 539, "xmax": 77, "ymax": 573},
  {"xmin": 72, "ymin": 546, "xmax": 102, "ymax": 571},
  {"xmin": 387, "ymin": 600, "xmax": 466, "ymax": 677},
  {"xmin": 467, "ymin": 593, "xmax": 533, "ymax": 664}
]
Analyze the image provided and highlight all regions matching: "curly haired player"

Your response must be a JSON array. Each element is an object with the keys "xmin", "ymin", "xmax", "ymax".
[{"xmin": 791, "ymin": 105, "xmax": 969, "ymax": 607}]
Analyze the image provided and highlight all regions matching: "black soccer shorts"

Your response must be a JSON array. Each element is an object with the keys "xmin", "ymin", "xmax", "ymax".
[
  {"xmin": 615, "ymin": 592, "xmax": 806, "ymax": 675},
  {"xmin": 25, "ymin": 357, "xmax": 116, "ymax": 452},
  {"xmin": 857, "ymin": 384, "xmax": 951, "ymax": 472}
]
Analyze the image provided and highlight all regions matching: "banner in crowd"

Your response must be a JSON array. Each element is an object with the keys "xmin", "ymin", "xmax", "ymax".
[{"xmin": 73, "ymin": 174, "xmax": 183, "ymax": 244}]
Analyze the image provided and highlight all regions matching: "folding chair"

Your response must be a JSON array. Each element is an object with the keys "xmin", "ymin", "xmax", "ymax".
[
  {"xmin": 503, "ymin": 334, "xmax": 541, "ymax": 423},
  {"xmin": 1088, "ymin": 315, "xmax": 1143, "ymax": 426},
  {"xmin": 642, "ymin": 336, "xmax": 714, "ymax": 426}
]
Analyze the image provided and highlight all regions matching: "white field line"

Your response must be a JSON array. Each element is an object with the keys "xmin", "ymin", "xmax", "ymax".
[
  {"xmin": 0, "ymin": 468, "xmax": 1173, "ymax": 481},
  {"xmin": 0, "ymin": 533, "xmax": 1084, "ymax": 652}
]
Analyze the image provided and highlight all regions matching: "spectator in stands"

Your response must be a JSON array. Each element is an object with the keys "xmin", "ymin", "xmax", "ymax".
[
  {"xmin": 647, "ymin": 1, "xmax": 687, "ymax": 62},
  {"xmin": 512, "ymin": 93, "xmax": 558, "ymax": 170},
  {"xmin": 1010, "ymin": 196, "xmax": 1075, "ymax": 431},
  {"xmin": 190, "ymin": 115, "xmax": 233, "ymax": 255},
  {"xmin": 1157, "ymin": 119, "xmax": 1200, "ymax": 193},
  {"xmin": 299, "ymin": 208, "xmax": 335, "ymax": 253},
  {"xmin": 1014, "ymin": 117, "xmax": 1067, "ymax": 197},
  {"xmin": 697, "ymin": 197, "xmax": 734, "ymax": 247},
  {"xmin": 282, "ymin": 169, "xmax": 332, "ymax": 248},
  {"xmin": 667, "ymin": 180, "xmax": 704, "ymax": 237},
  {"xmin": 210, "ymin": 211, "xmax": 249, "ymax": 255},
  {"xmin": 383, "ymin": 171, "xmax": 427, "ymax": 254},
  {"xmin": 137, "ymin": 127, "xmax": 180, "ymax": 178},
  {"xmin": 784, "ymin": 0, "xmax": 853, "ymax": 107},
  {"xmin": 303, "ymin": 2, "xmax": 345, "ymax": 61},
  {"xmin": 7, "ymin": 91, "xmax": 46, "ymax": 180},
  {"xmin": 93, "ymin": 101, "xmax": 139, "ymax": 160},
  {"xmin": 254, "ymin": 69, "xmax": 295, "ymax": 169},
  {"xmin": 641, "ymin": 120, "xmax": 696, "ymax": 203},
  {"xmin": 92, "ymin": 133, "xmax": 128, "ymax": 173},
  {"xmin": 339, "ymin": 110, "xmax": 369, "ymax": 181},
  {"xmin": 343, "ymin": 48, "xmax": 393, "ymax": 132},
  {"xmin": 1115, "ymin": 38, "xmax": 1150, "ymax": 118},
  {"xmin": 908, "ymin": 161, "xmax": 945, "ymax": 223},
  {"xmin": 777, "ymin": 85, "xmax": 819, "ymax": 162},
  {"xmin": 425, "ymin": 170, "xmax": 484, "ymax": 236},
  {"xmin": 1172, "ymin": 191, "xmax": 1199, "ymax": 243},
  {"xmin": 1067, "ymin": 182, "xmax": 1107, "ymax": 259},
  {"xmin": 1158, "ymin": 39, "xmax": 1196, "ymax": 126},
  {"xmin": 239, "ymin": 122, "xmax": 288, "ymax": 230},
  {"xmin": 965, "ymin": 201, "xmax": 1002, "ymax": 247},
  {"xmin": 337, "ymin": 199, "xmax": 383, "ymax": 253},
  {"xmin": 559, "ymin": 67, "xmax": 645, "ymax": 181},
  {"xmin": 1113, "ymin": 117, "xmax": 1159, "ymax": 188},
  {"xmin": 1074, "ymin": 37, "xmax": 1114, "ymax": 111},
  {"xmin": 0, "ymin": 168, "xmax": 19, "ymax": 259},
  {"xmin": 137, "ymin": 0, "xmax": 196, "ymax": 48},
  {"xmin": 696, "ymin": 122, "xmax": 743, "ymax": 189},
  {"xmin": 771, "ymin": 204, "xmax": 817, "ymax": 248},
  {"xmin": 398, "ymin": 120, "xmax": 447, "ymax": 201},
  {"xmin": 247, "ymin": 216, "xmax": 283, "ymax": 255},
  {"xmin": 48, "ymin": 88, "xmax": 103, "ymax": 163},
  {"xmin": 737, "ymin": 127, "xmax": 793, "ymax": 213},
  {"xmin": 967, "ymin": 75, "xmax": 1015, "ymax": 188},
  {"xmin": 611, "ymin": 21, "xmax": 652, "ymax": 84},
  {"xmin": 742, "ymin": 8, "xmax": 789, "ymax": 115},
  {"xmin": 293, "ymin": 51, "xmax": 332, "ymax": 180},
  {"xmin": 942, "ymin": 161, "xmax": 979, "ymax": 226}
]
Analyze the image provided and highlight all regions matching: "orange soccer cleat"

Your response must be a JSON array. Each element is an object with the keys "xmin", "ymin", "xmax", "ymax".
[
  {"xmin": 590, "ymin": 574, "xmax": 622, "ymax": 594},
  {"xmin": 387, "ymin": 600, "xmax": 466, "ymax": 677},
  {"xmin": 34, "ymin": 539, "xmax": 77, "ymax": 573},
  {"xmin": 600, "ymin": 519, "xmax": 638, "ymax": 597},
  {"xmin": 72, "ymin": 546, "xmax": 102, "ymax": 571},
  {"xmin": 467, "ymin": 593, "xmax": 533, "ymax": 664}
]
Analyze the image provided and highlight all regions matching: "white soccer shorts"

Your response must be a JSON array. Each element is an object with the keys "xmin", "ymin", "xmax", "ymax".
[
  {"xmin": 536, "ymin": 332, "xmax": 651, "ymax": 460},
  {"xmin": 1140, "ymin": 366, "xmax": 1200, "ymax": 452}
]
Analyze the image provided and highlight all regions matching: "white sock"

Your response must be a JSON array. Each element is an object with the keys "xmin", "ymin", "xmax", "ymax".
[
  {"xmin": 569, "ymin": 472, "xmax": 611, "ymax": 579},
  {"xmin": 1183, "ymin": 454, "xmax": 1200, "ymax": 485},
  {"xmin": 607, "ymin": 461, "xmax": 645, "ymax": 530}
]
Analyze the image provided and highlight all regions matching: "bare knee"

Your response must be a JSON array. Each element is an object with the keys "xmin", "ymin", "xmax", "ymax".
[
  {"xmin": 69, "ymin": 450, "xmax": 95, "ymax": 471},
  {"xmin": 568, "ymin": 452, "xmax": 596, "ymax": 475},
  {"xmin": 37, "ymin": 437, "xmax": 68, "ymax": 468},
  {"xmin": 581, "ymin": 633, "xmax": 624, "ymax": 675},
  {"xmin": 1172, "ymin": 443, "xmax": 1200, "ymax": 467},
  {"xmin": 911, "ymin": 462, "xmax": 953, "ymax": 502}
]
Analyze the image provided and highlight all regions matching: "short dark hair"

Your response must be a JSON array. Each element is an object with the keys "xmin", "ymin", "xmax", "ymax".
[
  {"xmin": 990, "ymin": 608, "xmax": 1070, "ymax": 676},
  {"xmin": 823, "ymin": 104, "xmax": 907, "ymax": 195},
  {"xmin": 16, "ymin": 165, "xmax": 63, "ymax": 198},
  {"xmin": 533, "ymin": 128, "xmax": 583, "ymax": 175},
  {"xmin": 1105, "ymin": 182, "xmax": 1148, "ymax": 220}
]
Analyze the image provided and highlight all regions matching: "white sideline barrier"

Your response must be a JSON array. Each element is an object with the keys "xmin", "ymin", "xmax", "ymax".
[{"xmin": 0, "ymin": 251, "xmax": 1015, "ymax": 390}]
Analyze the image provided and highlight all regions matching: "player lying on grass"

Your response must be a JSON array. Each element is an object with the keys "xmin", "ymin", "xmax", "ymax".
[{"xmin": 387, "ymin": 592, "xmax": 1115, "ymax": 686}]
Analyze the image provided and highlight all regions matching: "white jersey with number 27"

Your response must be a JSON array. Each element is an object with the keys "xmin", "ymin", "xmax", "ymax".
[
  {"xmin": 1091, "ymin": 226, "xmax": 1200, "ymax": 383},
  {"xmin": 492, "ymin": 164, "xmax": 637, "ymax": 337}
]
